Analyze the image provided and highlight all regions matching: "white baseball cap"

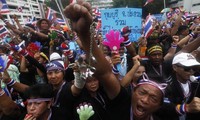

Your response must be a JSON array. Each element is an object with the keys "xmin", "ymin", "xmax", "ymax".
[
  {"xmin": 172, "ymin": 52, "xmax": 200, "ymax": 67},
  {"xmin": 50, "ymin": 52, "xmax": 62, "ymax": 61}
]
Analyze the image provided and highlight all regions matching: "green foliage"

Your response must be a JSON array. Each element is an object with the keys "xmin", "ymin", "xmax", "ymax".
[{"xmin": 48, "ymin": 31, "xmax": 58, "ymax": 40}]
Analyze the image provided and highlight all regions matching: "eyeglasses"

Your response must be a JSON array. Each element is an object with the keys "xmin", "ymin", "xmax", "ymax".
[{"xmin": 176, "ymin": 64, "xmax": 196, "ymax": 72}]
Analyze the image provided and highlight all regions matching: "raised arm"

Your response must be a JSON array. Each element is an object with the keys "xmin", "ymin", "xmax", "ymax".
[
  {"xmin": 0, "ymin": 87, "xmax": 21, "ymax": 116},
  {"xmin": 2, "ymin": 70, "xmax": 29, "ymax": 93},
  {"xmin": 120, "ymin": 55, "xmax": 140, "ymax": 87},
  {"xmin": 164, "ymin": 35, "xmax": 179, "ymax": 61},
  {"xmin": 170, "ymin": 13, "xmax": 183, "ymax": 36},
  {"xmin": 64, "ymin": 1, "xmax": 120, "ymax": 99},
  {"xmin": 180, "ymin": 36, "xmax": 200, "ymax": 53},
  {"xmin": 13, "ymin": 15, "xmax": 24, "ymax": 32},
  {"xmin": 0, "ymin": 14, "xmax": 21, "ymax": 34}
]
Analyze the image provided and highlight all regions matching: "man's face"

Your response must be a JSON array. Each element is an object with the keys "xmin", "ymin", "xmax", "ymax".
[
  {"xmin": 38, "ymin": 56, "xmax": 47, "ymax": 64},
  {"xmin": 148, "ymin": 51, "xmax": 163, "ymax": 66},
  {"xmin": 194, "ymin": 18, "xmax": 200, "ymax": 24},
  {"xmin": 27, "ymin": 99, "xmax": 50, "ymax": 119},
  {"xmin": 132, "ymin": 84, "xmax": 162, "ymax": 119},
  {"xmin": 173, "ymin": 64, "xmax": 195, "ymax": 82},
  {"xmin": 181, "ymin": 28, "xmax": 189, "ymax": 36},
  {"xmin": 47, "ymin": 69, "xmax": 64, "ymax": 86}
]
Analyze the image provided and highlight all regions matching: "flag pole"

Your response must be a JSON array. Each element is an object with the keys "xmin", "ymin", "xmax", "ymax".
[
  {"xmin": 55, "ymin": 0, "xmax": 71, "ymax": 30},
  {"xmin": 164, "ymin": 0, "xmax": 166, "ymax": 9}
]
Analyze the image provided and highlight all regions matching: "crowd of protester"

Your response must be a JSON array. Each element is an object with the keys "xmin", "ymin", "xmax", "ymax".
[{"xmin": 0, "ymin": 0, "xmax": 200, "ymax": 120}]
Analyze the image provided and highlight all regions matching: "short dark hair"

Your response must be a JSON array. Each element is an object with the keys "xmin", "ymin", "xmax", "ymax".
[
  {"xmin": 177, "ymin": 25, "xmax": 188, "ymax": 35},
  {"xmin": 24, "ymin": 84, "xmax": 54, "ymax": 99}
]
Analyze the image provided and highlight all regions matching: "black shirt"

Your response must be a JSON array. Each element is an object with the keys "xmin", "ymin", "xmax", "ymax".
[
  {"xmin": 142, "ymin": 59, "xmax": 173, "ymax": 83},
  {"xmin": 50, "ymin": 82, "xmax": 80, "ymax": 120},
  {"xmin": 76, "ymin": 87, "xmax": 111, "ymax": 120}
]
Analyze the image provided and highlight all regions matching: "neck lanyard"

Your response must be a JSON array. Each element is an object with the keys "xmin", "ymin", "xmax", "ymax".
[
  {"xmin": 130, "ymin": 106, "xmax": 133, "ymax": 120},
  {"xmin": 151, "ymin": 64, "xmax": 162, "ymax": 76},
  {"xmin": 53, "ymin": 81, "xmax": 66, "ymax": 106},
  {"xmin": 47, "ymin": 109, "xmax": 52, "ymax": 120},
  {"xmin": 94, "ymin": 93, "xmax": 106, "ymax": 108},
  {"xmin": 178, "ymin": 80, "xmax": 191, "ymax": 101}
]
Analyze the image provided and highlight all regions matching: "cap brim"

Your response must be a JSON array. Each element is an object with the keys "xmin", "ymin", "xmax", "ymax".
[{"xmin": 180, "ymin": 60, "xmax": 200, "ymax": 67}]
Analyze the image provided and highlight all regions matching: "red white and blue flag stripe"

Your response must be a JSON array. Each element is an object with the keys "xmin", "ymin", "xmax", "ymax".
[
  {"xmin": 46, "ymin": 7, "xmax": 56, "ymax": 21},
  {"xmin": 144, "ymin": 15, "xmax": 154, "ymax": 38},
  {"xmin": 0, "ymin": 26, "xmax": 9, "ymax": 38},
  {"xmin": 26, "ymin": 16, "xmax": 37, "ymax": 25},
  {"xmin": 56, "ymin": 18, "xmax": 65, "ymax": 24},
  {"xmin": 0, "ymin": 0, "xmax": 9, "ymax": 13},
  {"xmin": 92, "ymin": 7, "xmax": 101, "ymax": 20}
]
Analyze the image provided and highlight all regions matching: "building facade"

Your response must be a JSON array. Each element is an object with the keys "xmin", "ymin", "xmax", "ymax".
[
  {"xmin": 0, "ymin": 0, "xmax": 44, "ymax": 25},
  {"xmin": 86, "ymin": 0, "xmax": 113, "ymax": 9},
  {"xmin": 169, "ymin": 0, "xmax": 200, "ymax": 13}
]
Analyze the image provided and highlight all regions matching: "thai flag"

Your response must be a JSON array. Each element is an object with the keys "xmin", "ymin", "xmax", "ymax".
[
  {"xmin": 93, "ymin": 7, "xmax": 101, "ymax": 21},
  {"xmin": 0, "ymin": 26, "xmax": 9, "ymax": 38},
  {"xmin": 0, "ymin": 0, "xmax": 9, "ymax": 13},
  {"xmin": 144, "ymin": 15, "xmax": 154, "ymax": 38},
  {"xmin": 144, "ymin": 0, "xmax": 154, "ymax": 6},
  {"xmin": 93, "ymin": 7, "xmax": 101, "ymax": 17},
  {"xmin": 31, "ymin": 17, "xmax": 37, "ymax": 25},
  {"xmin": 56, "ymin": 18, "xmax": 65, "ymax": 24},
  {"xmin": 26, "ymin": 16, "xmax": 37, "ymax": 26},
  {"xmin": 175, "ymin": 8, "xmax": 180, "ymax": 14},
  {"xmin": 46, "ymin": 7, "xmax": 56, "ymax": 21}
]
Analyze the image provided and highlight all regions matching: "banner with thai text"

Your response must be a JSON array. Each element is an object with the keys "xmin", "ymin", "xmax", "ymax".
[{"xmin": 101, "ymin": 8, "xmax": 142, "ymax": 42}]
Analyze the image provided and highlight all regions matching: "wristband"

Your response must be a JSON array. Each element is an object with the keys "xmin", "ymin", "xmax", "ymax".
[
  {"xmin": 181, "ymin": 15, "xmax": 186, "ymax": 22},
  {"xmin": 0, "ymin": 89, "xmax": 5, "ymax": 96},
  {"xmin": 123, "ymin": 39, "xmax": 131, "ymax": 47},
  {"xmin": 74, "ymin": 35, "xmax": 78, "ymax": 41},
  {"xmin": 7, "ymin": 79, "xmax": 16, "ymax": 87},
  {"xmin": 189, "ymin": 32, "xmax": 195, "ymax": 38},
  {"xmin": 74, "ymin": 72, "xmax": 85, "ymax": 89},
  {"xmin": 176, "ymin": 103, "xmax": 186, "ymax": 115},
  {"xmin": 112, "ymin": 65, "xmax": 119, "ymax": 74},
  {"xmin": 67, "ymin": 51, "xmax": 73, "ymax": 59},
  {"xmin": 171, "ymin": 43, "xmax": 177, "ymax": 48}
]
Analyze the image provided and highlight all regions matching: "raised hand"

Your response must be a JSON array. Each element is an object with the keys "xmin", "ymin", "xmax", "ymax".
[
  {"xmin": 132, "ymin": 55, "xmax": 141, "ymax": 67},
  {"xmin": 0, "ymin": 55, "xmax": 13, "ymax": 72},
  {"xmin": 121, "ymin": 26, "xmax": 131, "ymax": 41},
  {"xmin": 77, "ymin": 103, "xmax": 94, "ymax": 120},
  {"xmin": 11, "ymin": 44, "xmax": 28, "ymax": 56},
  {"xmin": 64, "ymin": 1, "xmax": 93, "ymax": 38},
  {"xmin": 60, "ymin": 42, "xmax": 70, "ymax": 54},
  {"xmin": 172, "ymin": 35, "xmax": 179, "ymax": 45},
  {"xmin": 103, "ymin": 30, "xmax": 124, "ymax": 52},
  {"xmin": 186, "ymin": 97, "xmax": 200, "ymax": 113},
  {"xmin": 23, "ymin": 114, "xmax": 36, "ymax": 120}
]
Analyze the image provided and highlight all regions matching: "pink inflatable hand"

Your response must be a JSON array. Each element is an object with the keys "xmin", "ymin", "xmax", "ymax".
[{"xmin": 103, "ymin": 30, "xmax": 124, "ymax": 52}]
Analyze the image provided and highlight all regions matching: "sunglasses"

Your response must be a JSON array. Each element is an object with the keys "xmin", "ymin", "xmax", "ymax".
[{"xmin": 176, "ymin": 64, "xmax": 196, "ymax": 72}]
